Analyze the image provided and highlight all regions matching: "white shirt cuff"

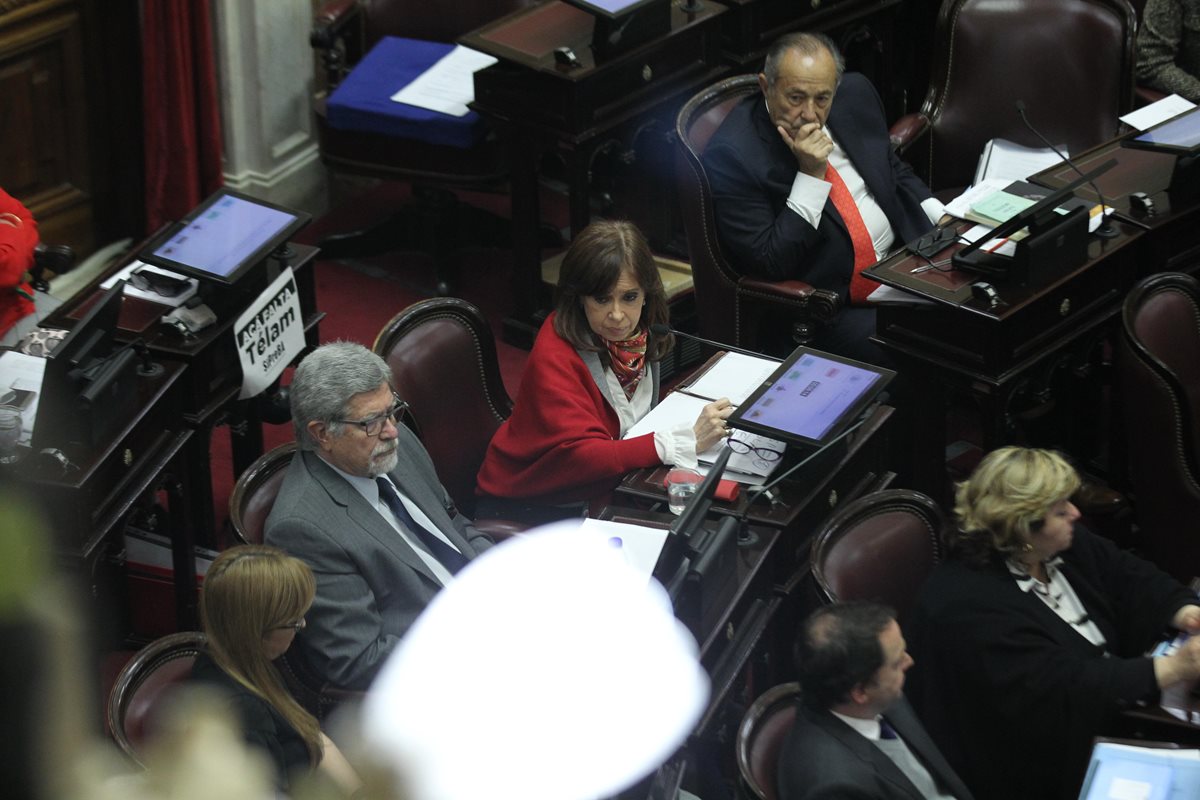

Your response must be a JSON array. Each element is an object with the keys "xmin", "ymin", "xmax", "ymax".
[
  {"xmin": 654, "ymin": 422, "xmax": 699, "ymax": 470},
  {"xmin": 921, "ymin": 196, "xmax": 946, "ymax": 225},
  {"xmin": 785, "ymin": 171, "xmax": 833, "ymax": 228}
]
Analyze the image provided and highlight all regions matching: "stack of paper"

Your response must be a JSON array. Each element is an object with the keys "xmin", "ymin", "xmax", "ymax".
[{"xmin": 624, "ymin": 352, "xmax": 786, "ymax": 484}]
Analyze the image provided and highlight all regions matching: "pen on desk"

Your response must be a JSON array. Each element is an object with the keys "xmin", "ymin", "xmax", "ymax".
[{"xmin": 910, "ymin": 264, "xmax": 935, "ymax": 274}]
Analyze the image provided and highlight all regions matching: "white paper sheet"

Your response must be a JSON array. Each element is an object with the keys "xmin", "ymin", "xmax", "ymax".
[
  {"xmin": 1120, "ymin": 93, "xmax": 1197, "ymax": 131},
  {"xmin": 390, "ymin": 45, "xmax": 498, "ymax": 117},
  {"xmin": 685, "ymin": 351, "xmax": 779, "ymax": 405},
  {"xmin": 0, "ymin": 350, "xmax": 46, "ymax": 446},
  {"xmin": 577, "ymin": 518, "xmax": 670, "ymax": 583}
]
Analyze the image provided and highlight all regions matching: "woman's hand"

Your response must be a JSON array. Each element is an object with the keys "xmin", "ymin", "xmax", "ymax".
[
  {"xmin": 1173, "ymin": 604, "xmax": 1200, "ymax": 633},
  {"xmin": 1155, "ymin": 635, "xmax": 1200, "ymax": 688},
  {"xmin": 693, "ymin": 398, "xmax": 734, "ymax": 454}
]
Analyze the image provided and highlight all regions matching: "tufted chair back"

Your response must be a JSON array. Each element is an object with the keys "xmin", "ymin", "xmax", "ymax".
[
  {"xmin": 1117, "ymin": 272, "xmax": 1200, "ymax": 581},
  {"xmin": 736, "ymin": 682, "xmax": 802, "ymax": 800},
  {"xmin": 810, "ymin": 489, "xmax": 945, "ymax": 624},
  {"xmin": 892, "ymin": 0, "xmax": 1136, "ymax": 192},
  {"xmin": 107, "ymin": 631, "xmax": 206, "ymax": 766},
  {"xmin": 675, "ymin": 75, "xmax": 840, "ymax": 352},
  {"xmin": 373, "ymin": 298, "xmax": 513, "ymax": 517}
]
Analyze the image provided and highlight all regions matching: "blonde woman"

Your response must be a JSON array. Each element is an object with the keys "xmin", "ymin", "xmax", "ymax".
[
  {"xmin": 192, "ymin": 545, "xmax": 359, "ymax": 795},
  {"xmin": 908, "ymin": 447, "xmax": 1200, "ymax": 800}
]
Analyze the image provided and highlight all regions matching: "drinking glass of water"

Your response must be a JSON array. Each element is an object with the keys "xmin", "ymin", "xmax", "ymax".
[
  {"xmin": 0, "ymin": 405, "xmax": 23, "ymax": 464},
  {"xmin": 665, "ymin": 467, "xmax": 703, "ymax": 515}
]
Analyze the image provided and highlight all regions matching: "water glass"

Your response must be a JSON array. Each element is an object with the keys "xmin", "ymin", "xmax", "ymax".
[
  {"xmin": 0, "ymin": 405, "xmax": 23, "ymax": 464},
  {"xmin": 665, "ymin": 467, "xmax": 703, "ymax": 515}
]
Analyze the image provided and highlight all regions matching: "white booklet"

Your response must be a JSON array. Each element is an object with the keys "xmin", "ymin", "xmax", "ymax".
[{"xmin": 624, "ymin": 352, "xmax": 787, "ymax": 482}]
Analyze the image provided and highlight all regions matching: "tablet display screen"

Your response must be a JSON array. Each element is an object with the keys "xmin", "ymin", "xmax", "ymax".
[
  {"xmin": 139, "ymin": 189, "xmax": 310, "ymax": 285},
  {"xmin": 726, "ymin": 348, "xmax": 894, "ymax": 448},
  {"xmin": 1125, "ymin": 106, "xmax": 1200, "ymax": 155}
]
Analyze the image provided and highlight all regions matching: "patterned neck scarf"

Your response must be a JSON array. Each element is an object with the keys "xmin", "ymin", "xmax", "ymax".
[{"xmin": 603, "ymin": 328, "xmax": 648, "ymax": 399}]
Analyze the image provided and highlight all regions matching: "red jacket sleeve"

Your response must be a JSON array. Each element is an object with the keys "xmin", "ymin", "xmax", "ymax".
[
  {"xmin": 477, "ymin": 316, "xmax": 661, "ymax": 504},
  {"xmin": 0, "ymin": 188, "xmax": 37, "ymax": 289}
]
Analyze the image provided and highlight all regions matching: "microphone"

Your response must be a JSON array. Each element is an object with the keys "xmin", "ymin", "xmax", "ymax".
[
  {"xmin": 648, "ymin": 324, "xmax": 781, "ymax": 362},
  {"xmin": 1015, "ymin": 100, "xmax": 1118, "ymax": 239}
]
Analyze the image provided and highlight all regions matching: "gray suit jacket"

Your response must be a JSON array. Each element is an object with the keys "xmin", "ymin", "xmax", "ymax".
[
  {"xmin": 265, "ymin": 426, "xmax": 492, "ymax": 690},
  {"xmin": 778, "ymin": 697, "xmax": 974, "ymax": 800}
]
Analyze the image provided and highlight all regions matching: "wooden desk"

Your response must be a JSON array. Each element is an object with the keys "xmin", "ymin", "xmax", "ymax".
[
  {"xmin": 865, "ymin": 220, "xmax": 1143, "ymax": 499},
  {"xmin": 599, "ymin": 504, "xmax": 789, "ymax": 796},
  {"xmin": 617, "ymin": 404, "xmax": 895, "ymax": 534},
  {"xmin": 2, "ymin": 358, "xmax": 200, "ymax": 632},
  {"xmin": 1120, "ymin": 682, "xmax": 1200, "ymax": 747},
  {"xmin": 1030, "ymin": 138, "xmax": 1200, "ymax": 276},
  {"xmin": 42, "ymin": 243, "xmax": 324, "ymax": 545},
  {"xmin": 461, "ymin": 0, "xmax": 728, "ymax": 346}
]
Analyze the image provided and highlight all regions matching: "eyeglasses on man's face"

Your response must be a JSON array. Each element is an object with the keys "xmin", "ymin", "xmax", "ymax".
[
  {"xmin": 727, "ymin": 436, "xmax": 784, "ymax": 462},
  {"xmin": 336, "ymin": 394, "xmax": 408, "ymax": 437}
]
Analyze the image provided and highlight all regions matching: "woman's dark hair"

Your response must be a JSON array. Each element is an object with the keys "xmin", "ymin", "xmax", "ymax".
[{"xmin": 553, "ymin": 219, "xmax": 673, "ymax": 361}]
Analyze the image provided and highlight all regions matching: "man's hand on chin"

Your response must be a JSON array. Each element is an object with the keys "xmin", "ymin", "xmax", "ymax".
[{"xmin": 777, "ymin": 121, "xmax": 833, "ymax": 179}]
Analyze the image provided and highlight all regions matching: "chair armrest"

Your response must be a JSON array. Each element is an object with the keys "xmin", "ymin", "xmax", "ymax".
[
  {"xmin": 739, "ymin": 277, "xmax": 815, "ymax": 300},
  {"xmin": 473, "ymin": 518, "xmax": 529, "ymax": 541},
  {"xmin": 737, "ymin": 278, "xmax": 842, "ymax": 322},
  {"xmin": 31, "ymin": 243, "xmax": 74, "ymax": 292},
  {"xmin": 889, "ymin": 113, "xmax": 930, "ymax": 154},
  {"xmin": 311, "ymin": 0, "xmax": 365, "ymax": 88}
]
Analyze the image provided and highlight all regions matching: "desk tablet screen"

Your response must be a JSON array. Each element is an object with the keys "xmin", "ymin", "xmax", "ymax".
[
  {"xmin": 727, "ymin": 349, "xmax": 893, "ymax": 448},
  {"xmin": 1126, "ymin": 106, "xmax": 1200, "ymax": 154},
  {"xmin": 560, "ymin": 0, "xmax": 662, "ymax": 18},
  {"xmin": 140, "ymin": 190, "xmax": 309, "ymax": 285}
]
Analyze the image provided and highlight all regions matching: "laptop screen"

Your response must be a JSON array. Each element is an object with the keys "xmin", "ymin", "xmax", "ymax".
[
  {"xmin": 1077, "ymin": 740, "xmax": 1200, "ymax": 800},
  {"xmin": 726, "ymin": 347, "xmax": 893, "ymax": 448}
]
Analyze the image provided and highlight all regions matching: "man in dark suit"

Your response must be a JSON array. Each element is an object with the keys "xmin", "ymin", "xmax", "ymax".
[
  {"xmin": 265, "ymin": 341, "xmax": 492, "ymax": 690},
  {"xmin": 778, "ymin": 602, "xmax": 974, "ymax": 800},
  {"xmin": 704, "ymin": 33, "xmax": 942, "ymax": 362}
]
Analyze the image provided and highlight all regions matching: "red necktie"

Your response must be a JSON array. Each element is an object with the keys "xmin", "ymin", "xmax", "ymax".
[{"xmin": 825, "ymin": 163, "xmax": 878, "ymax": 306}]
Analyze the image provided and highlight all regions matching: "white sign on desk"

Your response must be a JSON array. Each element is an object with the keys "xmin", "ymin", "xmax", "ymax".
[{"xmin": 233, "ymin": 267, "xmax": 305, "ymax": 399}]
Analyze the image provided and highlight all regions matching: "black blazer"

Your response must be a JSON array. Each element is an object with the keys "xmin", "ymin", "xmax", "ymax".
[
  {"xmin": 908, "ymin": 526, "xmax": 1195, "ymax": 800},
  {"xmin": 704, "ymin": 73, "xmax": 936, "ymax": 296},
  {"xmin": 778, "ymin": 696, "xmax": 975, "ymax": 800},
  {"xmin": 190, "ymin": 651, "xmax": 310, "ymax": 790}
]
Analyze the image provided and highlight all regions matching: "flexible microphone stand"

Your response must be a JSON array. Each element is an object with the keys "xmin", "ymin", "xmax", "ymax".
[{"xmin": 1015, "ymin": 100, "xmax": 1118, "ymax": 239}]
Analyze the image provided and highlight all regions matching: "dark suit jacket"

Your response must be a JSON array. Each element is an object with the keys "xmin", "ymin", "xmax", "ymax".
[
  {"xmin": 908, "ymin": 526, "xmax": 1194, "ymax": 800},
  {"xmin": 704, "ymin": 73, "xmax": 936, "ymax": 297},
  {"xmin": 191, "ymin": 651, "xmax": 310, "ymax": 790},
  {"xmin": 778, "ymin": 697, "xmax": 974, "ymax": 800},
  {"xmin": 265, "ymin": 427, "xmax": 492, "ymax": 690}
]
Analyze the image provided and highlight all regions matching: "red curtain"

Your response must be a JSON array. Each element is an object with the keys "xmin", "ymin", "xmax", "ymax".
[{"xmin": 142, "ymin": 0, "xmax": 224, "ymax": 233}]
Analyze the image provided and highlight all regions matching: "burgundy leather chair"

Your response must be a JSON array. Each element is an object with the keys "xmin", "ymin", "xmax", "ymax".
[
  {"xmin": 890, "ymin": 0, "xmax": 1136, "ymax": 193},
  {"xmin": 311, "ymin": 0, "xmax": 536, "ymax": 295},
  {"xmin": 228, "ymin": 441, "xmax": 298, "ymax": 546},
  {"xmin": 107, "ymin": 631, "xmax": 206, "ymax": 766},
  {"xmin": 674, "ymin": 75, "xmax": 841, "ymax": 353},
  {"xmin": 809, "ymin": 489, "xmax": 945, "ymax": 623},
  {"xmin": 1117, "ymin": 272, "xmax": 1200, "ymax": 582},
  {"xmin": 373, "ymin": 297, "xmax": 513, "ymax": 521},
  {"xmin": 736, "ymin": 682, "xmax": 802, "ymax": 800}
]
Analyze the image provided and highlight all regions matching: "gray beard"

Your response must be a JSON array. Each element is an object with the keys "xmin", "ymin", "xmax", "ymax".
[{"xmin": 367, "ymin": 443, "xmax": 399, "ymax": 478}]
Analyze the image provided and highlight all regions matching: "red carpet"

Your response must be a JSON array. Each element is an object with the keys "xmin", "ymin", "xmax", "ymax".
[{"xmin": 205, "ymin": 180, "xmax": 564, "ymax": 539}]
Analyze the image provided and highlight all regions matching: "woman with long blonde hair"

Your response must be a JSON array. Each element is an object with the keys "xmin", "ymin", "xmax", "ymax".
[{"xmin": 193, "ymin": 544, "xmax": 358, "ymax": 795}]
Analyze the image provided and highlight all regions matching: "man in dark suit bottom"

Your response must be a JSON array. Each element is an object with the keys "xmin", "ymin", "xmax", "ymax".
[{"xmin": 778, "ymin": 603, "xmax": 974, "ymax": 800}]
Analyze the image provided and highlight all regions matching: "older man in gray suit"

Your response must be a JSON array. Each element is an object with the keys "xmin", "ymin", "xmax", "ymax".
[{"xmin": 265, "ymin": 341, "xmax": 493, "ymax": 690}]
